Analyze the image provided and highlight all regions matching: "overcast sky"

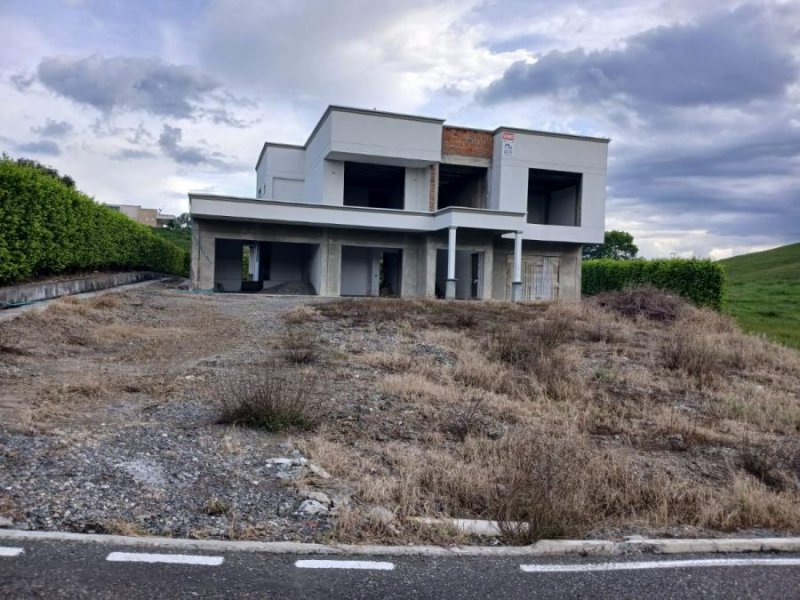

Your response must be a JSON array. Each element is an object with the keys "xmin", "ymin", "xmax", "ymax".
[{"xmin": 2, "ymin": 0, "xmax": 798, "ymax": 258}]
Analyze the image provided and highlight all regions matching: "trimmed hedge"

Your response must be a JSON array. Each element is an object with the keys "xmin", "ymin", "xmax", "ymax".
[
  {"xmin": 582, "ymin": 258, "xmax": 726, "ymax": 310},
  {"xmin": 0, "ymin": 158, "xmax": 187, "ymax": 285}
]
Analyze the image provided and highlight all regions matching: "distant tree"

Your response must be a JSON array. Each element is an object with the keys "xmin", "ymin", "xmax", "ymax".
[
  {"xmin": 583, "ymin": 230, "xmax": 639, "ymax": 260},
  {"xmin": 175, "ymin": 212, "xmax": 192, "ymax": 229}
]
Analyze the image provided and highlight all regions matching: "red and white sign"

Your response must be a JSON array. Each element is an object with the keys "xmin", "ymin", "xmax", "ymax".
[{"xmin": 502, "ymin": 131, "xmax": 515, "ymax": 156}]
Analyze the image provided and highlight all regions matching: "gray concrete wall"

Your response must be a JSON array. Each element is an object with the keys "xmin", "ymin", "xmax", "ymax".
[
  {"xmin": 191, "ymin": 218, "xmax": 581, "ymax": 300},
  {"xmin": 0, "ymin": 271, "xmax": 163, "ymax": 308},
  {"xmin": 214, "ymin": 239, "xmax": 244, "ymax": 292}
]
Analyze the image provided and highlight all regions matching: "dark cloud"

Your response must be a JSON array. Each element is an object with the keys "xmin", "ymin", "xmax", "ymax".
[
  {"xmin": 36, "ymin": 54, "xmax": 220, "ymax": 118},
  {"xmin": 479, "ymin": 4, "xmax": 798, "ymax": 108},
  {"xmin": 158, "ymin": 124, "xmax": 240, "ymax": 170},
  {"xmin": 16, "ymin": 140, "xmax": 60, "ymax": 156},
  {"xmin": 9, "ymin": 72, "xmax": 34, "ymax": 91},
  {"xmin": 31, "ymin": 118, "xmax": 73, "ymax": 138},
  {"xmin": 111, "ymin": 148, "xmax": 156, "ymax": 160}
]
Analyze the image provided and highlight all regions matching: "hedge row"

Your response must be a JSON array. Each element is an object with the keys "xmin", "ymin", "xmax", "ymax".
[
  {"xmin": 0, "ymin": 158, "xmax": 187, "ymax": 285},
  {"xmin": 582, "ymin": 258, "xmax": 726, "ymax": 310}
]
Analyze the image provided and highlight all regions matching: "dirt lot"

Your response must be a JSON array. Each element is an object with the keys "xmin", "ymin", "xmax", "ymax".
[
  {"xmin": 1, "ymin": 282, "xmax": 799, "ymax": 545},
  {"xmin": 0, "ymin": 283, "xmax": 332, "ymax": 541}
]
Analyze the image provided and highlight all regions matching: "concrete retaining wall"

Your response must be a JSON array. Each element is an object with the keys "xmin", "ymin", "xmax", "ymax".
[{"xmin": 0, "ymin": 272, "xmax": 164, "ymax": 309}]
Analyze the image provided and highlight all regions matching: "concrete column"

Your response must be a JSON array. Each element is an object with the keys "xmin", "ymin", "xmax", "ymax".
[
  {"xmin": 446, "ymin": 226, "xmax": 457, "ymax": 299},
  {"xmin": 512, "ymin": 231, "xmax": 523, "ymax": 302}
]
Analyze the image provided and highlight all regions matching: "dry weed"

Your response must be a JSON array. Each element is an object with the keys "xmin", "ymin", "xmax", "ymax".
[{"xmin": 216, "ymin": 364, "xmax": 321, "ymax": 432}]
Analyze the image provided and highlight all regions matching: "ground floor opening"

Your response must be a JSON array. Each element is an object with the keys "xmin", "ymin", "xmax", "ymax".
[
  {"xmin": 340, "ymin": 246, "xmax": 403, "ymax": 297},
  {"xmin": 213, "ymin": 239, "xmax": 321, "ymax": 294},
  {"xmin": 435, "ymin": 249, "xmax": 484, "ymax": 299}
]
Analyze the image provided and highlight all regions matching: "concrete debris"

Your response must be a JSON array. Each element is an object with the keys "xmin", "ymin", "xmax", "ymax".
[{"xmin": 297, "ymin": 500, "xmax": 329, "ymax": 516}]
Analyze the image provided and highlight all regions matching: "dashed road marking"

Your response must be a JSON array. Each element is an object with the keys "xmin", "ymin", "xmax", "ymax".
[
  {"xmin": 295, "ymin": 559, "xmax": 395, "ymax": 571},
  {"xmin": 0, "ymin": 547, "xmax": 24, "ymax": 557},
  {"xmin": 106, "ymin": 552, "xmax": 224, "ymax": 566},
  {"xmin": 520, "ymin": 558, "xmax": 800, "ymax": 573}
]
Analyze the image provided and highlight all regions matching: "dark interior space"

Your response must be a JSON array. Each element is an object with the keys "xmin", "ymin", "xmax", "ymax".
[
  {"xmin": 343, "ymin": 162, "xmax": 405, "ymax": 209},
  {"xmin": 437, "ymin": 164, "xmax": 488, "ymax": 209},
  {"xmin": 527, "ymin": 168, "xmax": 582, "ymax": 226}
]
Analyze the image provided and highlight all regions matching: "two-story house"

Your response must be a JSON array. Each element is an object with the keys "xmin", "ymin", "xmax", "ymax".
[{"xmin": 189, "ymin": 106, "xmax": 608, "ymax": 300}]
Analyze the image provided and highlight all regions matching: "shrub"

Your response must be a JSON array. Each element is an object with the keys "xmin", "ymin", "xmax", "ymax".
[
  {"xmin": 661, "ymin": 331, "xmax": 719, "ymax": 381},
  {"xmin": 0, "ymin": 156, "xmax": 187, "ymax": 284},
  {"xmin": 582, "ymin": 258, "xmax": 726, "ymax": 310},
  {"xmin": 217, "ymin": 365, "xmax": 319, "ymax": 432},
  {"xmin": 282, "ymin": 329, "xmax": 319, "ymax": 364},
  {"xmin": 593, "ymin": 285, "xmax": 686, "ymax": 322}
]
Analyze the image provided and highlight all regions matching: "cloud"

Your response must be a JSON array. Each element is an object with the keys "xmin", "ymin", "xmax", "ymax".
[
  {"xmin": 158, "ymin": 124, "xmax": 240, "ymax": 170},
  {"xmin": 197, "ymin": 0, "xmax": 531, "ymax": 112},
  {"xmin": 16, "ymin": 139, "xmax": 60, "ymax": 155},
  {"xmin": 31, "ymin": 118, "xmax": 73, "ymax": 138},
  {"xmin": 479, "ymin": 4, "xmax": 798, "ymax": 108},
  {"xmin": 111, "ymin": 148, "xmax": 156, "ymax": 160},
  {"xmin": 35, "ymin": 54, "xmax": 221, "ymax": 118}
]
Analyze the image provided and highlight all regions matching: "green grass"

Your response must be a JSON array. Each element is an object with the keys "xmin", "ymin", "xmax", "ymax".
[{"xmin": 720, "ymin": 243, "xmax": 800, "ymax": 349}]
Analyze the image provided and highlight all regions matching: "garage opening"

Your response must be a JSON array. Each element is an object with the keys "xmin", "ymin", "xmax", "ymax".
[
  {"xmin": 343, "ymin": 162, "xmax": 405, "ymax": 209},
  {"xmin": 214, "ymin": 239, "xmax": 320, "ymax": 294},
  {"xmin": 435, "ymin": 249, "xmax": 483, "ymax": 299},
  {"xmin": 340, "ymin": 246, "xmax": 402, "ymax": 297},
  {"xmin": 437, "ymin": 164, "xmax": 487, "ymax": 209},
  {"xmin": 527, "ymin": 168, "xmax": 582, "ymax": 226}
]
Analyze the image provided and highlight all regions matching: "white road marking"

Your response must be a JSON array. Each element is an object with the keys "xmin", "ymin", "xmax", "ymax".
[
  {"xmin": 0, "ymin": 547, "xmax": 24, "ymax": 557},
  {"xmin": 106, "ymin": 552, "xmax": 223, "ymax": 566},
  {"xmin": 521, "ymin": 558, "xmax": 800, "ymax": 573},
  {"xmin": 295, "ymin": 559, "xmax": 395, "ymax": 571}
]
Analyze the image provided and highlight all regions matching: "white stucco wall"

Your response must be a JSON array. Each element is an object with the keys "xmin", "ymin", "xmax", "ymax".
[
  {"xmin": 327, "ymin": 111, "xmax": 442, "ymax": 165},
  {"xmin": 404, "ymin": 167, "xmax": 430, "ymax": 212},
  {"xmin": 491, "ymin": 131, "xmax": 607, "ymax": 244}
]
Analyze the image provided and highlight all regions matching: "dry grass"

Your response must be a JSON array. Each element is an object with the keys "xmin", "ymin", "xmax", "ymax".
[
  {"xmin": 303, "ymin": 288, "xmax": 800, "ymax": 543},
  {"xmin": 281, "ymin": 329, "xmax": 320, "ymax": 364},
  {"xmin": 283, "ymin": 304, "xmax": 318, "ymax": 325},
  {"xmin": 216, "ymin": 363, "xmax": 321, "ymax": 432},
  {"xmin": 101, "ymin": 519, "xmax": 148, "ymax": 536}
]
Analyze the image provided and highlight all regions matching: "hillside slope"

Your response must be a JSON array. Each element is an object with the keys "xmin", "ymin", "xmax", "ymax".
[{"xmin": 720, "ymin": 243, "xmax": 800, "ymax": 348}]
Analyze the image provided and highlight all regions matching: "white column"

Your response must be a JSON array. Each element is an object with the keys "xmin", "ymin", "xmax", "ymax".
[
  {"xmin": 445, "ymin": 226, "xmax": 457, "ymax": 299},
  {"xmin": 511, "ymin": 231, "xmax": 523, "ymax": 302}
]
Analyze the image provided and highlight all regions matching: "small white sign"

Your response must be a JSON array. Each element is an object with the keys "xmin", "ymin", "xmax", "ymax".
[{"xmin": 502, "ymin": 131, "xmax": 515, "ymax": 157}]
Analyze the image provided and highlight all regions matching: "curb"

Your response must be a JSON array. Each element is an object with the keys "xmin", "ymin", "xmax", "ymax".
[{"xmin": 2, "ymin": 529, "xmax": 799, "ymax": 557}]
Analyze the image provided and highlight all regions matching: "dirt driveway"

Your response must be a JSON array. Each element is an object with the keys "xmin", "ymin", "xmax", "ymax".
[{"xmin": 0, "ymin": 282, "xmax": 333, "ymax": 541}]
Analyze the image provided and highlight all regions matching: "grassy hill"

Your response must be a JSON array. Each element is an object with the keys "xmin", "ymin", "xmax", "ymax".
[{"xmin": 720, "ymin": 243, "xmax": 800, "ymax": 348}]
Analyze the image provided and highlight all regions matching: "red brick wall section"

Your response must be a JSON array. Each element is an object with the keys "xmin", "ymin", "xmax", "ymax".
[
  {"xmin": 429, "ymin": 164, "xmax": 438, "ymax": 211},
  {"xmin": 442, "ymin": 127, "xmax": 493, "ymax": 159}
]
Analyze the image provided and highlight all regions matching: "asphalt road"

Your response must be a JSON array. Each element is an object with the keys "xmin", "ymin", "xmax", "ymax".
[{"xmin": 2, "ymin": 539, "xmax": 800, "ymax": 599}]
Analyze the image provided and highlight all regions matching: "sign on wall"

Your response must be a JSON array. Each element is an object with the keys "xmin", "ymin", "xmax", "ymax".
[{"xmin": 502, "ymin": 131, "xmax": 515, "ymax": 157}]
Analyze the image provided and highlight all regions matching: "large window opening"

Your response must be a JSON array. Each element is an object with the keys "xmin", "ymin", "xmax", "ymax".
[
  {"xmin": 340, "ymin": 246, "xmax": 403, "ymax": 297},
  {"xmin": 214, "ymin": 239, "xmax": 320, "ymax": 295},
  {"xmin": 527, "ymin": 168, "xmax": 582, "ymax": 226},
  {"xmin": 343, "ymin": 162, "xmax": 405, "ymax": 209},
  {"xmin": 437, "ymin": 164, "xmax": 488, "ymax": 209}
]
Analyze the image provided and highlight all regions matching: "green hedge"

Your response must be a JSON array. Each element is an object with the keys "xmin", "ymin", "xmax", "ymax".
[
  {"xmin": 0, "ymin": 158, "xmax": 187, "ymax": 285},
  {"xmin": 582, "ymin": 258, "xmax": 726, "ymax": 309}
]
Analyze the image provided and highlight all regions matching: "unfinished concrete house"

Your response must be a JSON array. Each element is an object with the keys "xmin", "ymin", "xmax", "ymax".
[{"xmin": 189, "ymin": 106, "xmax": 608, "ymax": 300}]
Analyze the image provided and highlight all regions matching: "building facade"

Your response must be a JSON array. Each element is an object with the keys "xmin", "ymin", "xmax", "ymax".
[
  {"xmin": 189, "ymin": 106, "xmax": 609, "ymax": 300},
  {"xmin": 107, "ymin": 204, "xmax": 176, "ymax": 228}
]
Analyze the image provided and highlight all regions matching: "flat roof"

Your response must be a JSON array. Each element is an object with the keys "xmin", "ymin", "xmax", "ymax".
[
  {"xmin": 255, "ymin": 141, "xmax": 305, "ymax": 171},
  {"xmin": 255, "ymin": 105, "xmax": 610, "ymax": 169}
]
